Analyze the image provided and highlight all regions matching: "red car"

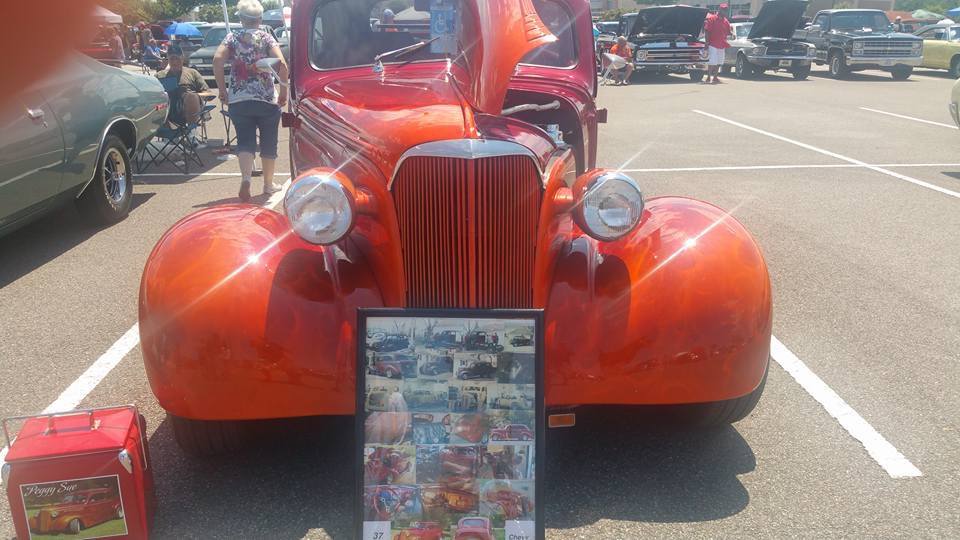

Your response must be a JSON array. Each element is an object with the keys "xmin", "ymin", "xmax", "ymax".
[
  {"xmin": 455, "ymin": 516, "xmax": 493, "ymax": 540},
  {"xmin": 490, "ymin": 424, "xmax": 534, "ymax": 441},
  {"xmin": 28, "ymin": 488, "xmax": 122, "ymax": 535},
  {"xmin": 395, "ymin": 521, "xmax": 444, "ymax": 540},
  {"xmin": 140, "ymin": 0, "xmax": 771, "ymax": 455}
]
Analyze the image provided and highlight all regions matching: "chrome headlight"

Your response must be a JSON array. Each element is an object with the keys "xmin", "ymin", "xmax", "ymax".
[
  {"xmin": 853, "ymin": 41, "xmax": 864, "ymax": 50},
  {"xmin": 636, "ymin": 50, "xmax": 648, "ymax": 61},
  {"xmin": 574, "ymin": 172, "xmax": 644, "ymax": 241},
  {"xmin": 284, "ymin": 173, "xmax": 356, "ymax": 245},
  {"xmin": 750, "ymin": 46, "xmax": 766, "ymax": 56},
  {"xmin": 912, "ymin": 41, "xmax": 922, "ymax": 54},
  {"xmin": 50, "ymin": 511, "xmax": 59, "ymax": 518},
  {"xmin": 699, "ymin": 47, "xmax": 709, "ymax": 59}
]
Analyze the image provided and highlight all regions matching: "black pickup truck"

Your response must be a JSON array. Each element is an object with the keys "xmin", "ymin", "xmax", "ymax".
[
  {"xmin": 621, "ymin": 5, "xmax": 709, "ymax": 82},
  {"xmin": 795, "ymin": 9, "xmax": 923, "ymax": 80}
]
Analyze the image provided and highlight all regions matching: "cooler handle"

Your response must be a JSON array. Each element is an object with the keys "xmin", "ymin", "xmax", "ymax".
[{"xmin": 2, "ymin": 405, "xmax": 149, "ymax": 470}]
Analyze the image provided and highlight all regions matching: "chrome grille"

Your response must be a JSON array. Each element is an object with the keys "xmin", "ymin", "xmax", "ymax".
[
  {"xmin": 641, "ymin": 48, "xmax": 703, "ymax": 62},
  {"xmin": 393, "ymin": 155, "xmax": 542, "ymax": 309},
  {"xmin": 859, "ymin": 40, "xmax": 917, "ymax": 56}
]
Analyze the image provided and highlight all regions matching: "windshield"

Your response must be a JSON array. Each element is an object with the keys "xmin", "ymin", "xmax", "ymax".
[
  {"xmin": 831, "ymin": 11, "xmax": 891, "ymax": 30},
  {"xmin": 735, "ymin": 23, "xmax": 753, "ymax": 38},
  {"xmin": 310, "ymin": 0, "xmax": 572, "ymax": 70},
  {"xmin": 202, "ymin": 27, "xmax": 238, "ymax": 47}
]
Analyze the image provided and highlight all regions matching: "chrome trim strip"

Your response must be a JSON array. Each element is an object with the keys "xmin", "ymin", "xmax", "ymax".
[
  {"xmin": 388, "ymin": 139, "xmax": 543, "ymax": 190},
  {"xmin": 748, "ymin": 55, "xmax": 813, "ymax": 61},
  {"xmin": 845, "ymin": 56, "xmax": 922, "ymax": 66},
  {"xmin": 75, "ymin": 117, "xmax": 139, "ymax": 199}
]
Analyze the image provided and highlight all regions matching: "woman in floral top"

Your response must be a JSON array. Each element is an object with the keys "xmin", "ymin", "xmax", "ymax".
[{"xmin": 213, "ymin": 0, "xmax": 289, "ymax": 202}]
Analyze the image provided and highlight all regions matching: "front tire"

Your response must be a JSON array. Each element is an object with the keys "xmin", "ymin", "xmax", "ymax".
[
  {"xmin": 828, "ymin": 51, "xmax": 848, "ymax": 79},
  {"xmin": 170, "ymin": 414, "xmax": 249, "ymax": 456},
  {"xmin": 950, "ymin": 56, "xmax": 960, "ymax": 78},
  {"xmin": 792, "ymin": 65, "xmax": 811, "ymax": 80},
  {"xmin": 69, "ymin": 519, "xmax": 82, "ymax": 534},
  {"xmin": 735, "ymin": 54, "xmax": 753, "ymax": 79},
  {"xmin": 77, "ymin": 135, "xmax": 132, "ymax": 225},
  {"xmin": 890, "ymin": 65, "xmax": 913, "ymax": 80},
  {"xmin": 669, "ymin": 360, "xmax": 768, "ymax": 427}
]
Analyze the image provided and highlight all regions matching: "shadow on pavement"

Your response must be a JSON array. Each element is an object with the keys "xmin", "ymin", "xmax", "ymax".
[
  {"xmin": 146, "ymin": 409, "xmax": 754, "ymax": 538},
  {"xmin": 134, "ymin": 138, "xmax": 236, "ymax": 184},
  {"xmin": 148, "ymin": 416, "xmax": 355, "ymax": 539},
  {"xmin": 0, "ymin": 192, "xmax": 155, "ymax": 289},
  {"xmin": 545, "ymin": 409, "xmax": 754, "ymax": 527}
]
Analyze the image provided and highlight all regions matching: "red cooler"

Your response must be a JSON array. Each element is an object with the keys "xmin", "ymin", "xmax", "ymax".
[{"xmin": 3, "ymin": 406, "xmax": 154, "ymax": 539}]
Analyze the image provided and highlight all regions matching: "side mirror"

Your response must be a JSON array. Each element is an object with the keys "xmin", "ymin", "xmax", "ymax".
[{"xmin": 807, "ymin": 25, "xmax": 821, "ymax": 33}]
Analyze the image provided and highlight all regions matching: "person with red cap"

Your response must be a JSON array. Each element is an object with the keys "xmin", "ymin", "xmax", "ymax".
[{"xmin": 703, "ymin": 2, "xmax": 731, "ymax": 84}]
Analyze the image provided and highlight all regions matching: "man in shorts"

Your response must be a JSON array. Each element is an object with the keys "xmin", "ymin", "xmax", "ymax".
[{"xmin": 703, "ymin": 3, "xmax": 731, "ymax": 84}]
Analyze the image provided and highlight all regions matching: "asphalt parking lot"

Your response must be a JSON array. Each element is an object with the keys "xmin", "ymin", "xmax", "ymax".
[{"xmin": 2, "ymin": 65, "xmax": 959, "ymax": 538}]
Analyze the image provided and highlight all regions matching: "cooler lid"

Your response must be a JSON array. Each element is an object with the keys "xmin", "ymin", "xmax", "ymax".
[{"xmin": 5, "ymin": 408, "xmax": 135, "ymax": 462}]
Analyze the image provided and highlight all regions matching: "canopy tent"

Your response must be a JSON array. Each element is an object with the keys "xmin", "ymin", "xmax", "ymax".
[
  {"xmin": 912, "ymin": 9, "xmax": 945, "ymax": 20},
  {"xmin": 947, "ymin": 7, "xmax": 960, "ymax": 19},
  {"xmin": 395, "ymin": 7, "xmax": 431, "ymax": 21},
  {"xmin": 93, "ymin": 5, "xmax": 123, "ymax": 24}
]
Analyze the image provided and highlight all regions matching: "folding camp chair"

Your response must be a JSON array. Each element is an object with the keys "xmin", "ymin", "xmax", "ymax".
[
  {"xmin": 135, "ymin": 77, "xmax": 203, "ymax": 174},
  {"xmin": 600, "ymin": 53, "xmax": 628, "ymax": 86}
]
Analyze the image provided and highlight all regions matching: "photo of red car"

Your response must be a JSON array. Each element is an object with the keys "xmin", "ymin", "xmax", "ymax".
[
  {"xmin": 394, "ymin": 521, "xmax": 444, "ymax": 540},
  {"xmin": 454, "ymin": 516, "xmax": 493, "ymax": 540}
]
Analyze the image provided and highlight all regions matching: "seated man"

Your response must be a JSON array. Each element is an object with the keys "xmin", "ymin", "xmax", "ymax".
[
  {"xmin": 609, "ymin": 36, "xmax": 634, "ymax": 85},
  {"xmin": 156, "ymin": 44, "xmax": 210, "ymax": 139}
]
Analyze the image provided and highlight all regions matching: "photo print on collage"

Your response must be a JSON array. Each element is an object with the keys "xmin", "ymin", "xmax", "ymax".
[{"xmin": 357, "ymin": 310, "xmax": 543, "ymax": 540}]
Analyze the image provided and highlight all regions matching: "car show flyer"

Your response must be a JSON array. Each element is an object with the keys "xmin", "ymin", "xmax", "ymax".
[
  {"xmin": 18, "ymin": 474, "xmax": 128, "ymax": 539},
  {"xmin": 357, "ymin": 309, "xmax": 544, "ymax": 540}
]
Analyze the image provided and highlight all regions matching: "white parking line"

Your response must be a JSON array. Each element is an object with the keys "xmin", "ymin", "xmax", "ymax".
[
  {"xmin": 693, "ymin": 109, "xmax": 960, "ymax": 200},
  {"xmin": 771, "ymin": 336, "xmax": 922, "ymax": 478},
  {"xmin": 0, "ymin": 177, "xmax": 292, "ymax": 473},
  {"xmin": 859, "ymin": 107, "xmax": 958, "ymax": 129},
  {"xmin": 619, "ymin": 163, "xmax": 960, "ymax": 173}
]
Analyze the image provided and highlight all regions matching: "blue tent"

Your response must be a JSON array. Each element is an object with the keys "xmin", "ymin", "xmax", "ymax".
[
  {"xmin": 164, "ymin": 22, "xmax": 202, "ymax": 38},
  {"xmin": 947, "ymin": 7, "xmax": 960, "ymax": 18}
]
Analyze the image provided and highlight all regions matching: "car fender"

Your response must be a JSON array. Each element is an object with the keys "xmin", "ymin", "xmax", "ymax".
[
  {"xmin": 539, "ymin": 194, "xmax": 772, "ymax": 406},
  {"xmin": 139, "ymin": 205, "xmax": 383, "ymax": 419}
]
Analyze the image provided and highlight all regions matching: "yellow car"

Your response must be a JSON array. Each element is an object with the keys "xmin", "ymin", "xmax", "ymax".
[{"xmin": 916, "ymin": 24, "xmax": 960, "ymax": 77}]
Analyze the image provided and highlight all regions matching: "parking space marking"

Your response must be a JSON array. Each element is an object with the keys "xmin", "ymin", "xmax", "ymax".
[
  {"xmin": 859, "ymin": 107, "xmax": 957, "ymax": 129},
  {"xmin": 693, "ymin": 109, "xmax": 960, "ymax": 200},
  {"xmin": 619, "ymin": 163, "xmax": 960, "ymax": 173},
  {"xmin": 0, "ymin": 177, "xmax": 293, "ymax": 474},
  {"xmin": 771, "ymin": 337, "xmax": 922, "ymax": 478}
]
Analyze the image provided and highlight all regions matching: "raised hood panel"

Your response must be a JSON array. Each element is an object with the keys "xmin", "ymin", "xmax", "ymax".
[
  {"xmin": 749, "ymin": 0, "xmax": 808, "ymax": 40},
  {"xmin": 627, "ymin": 5, "xmax": 708, "ymax": 38},
  {"xmin": 459, "ymin": 0, "xmax": 556, "ymax": 114}
]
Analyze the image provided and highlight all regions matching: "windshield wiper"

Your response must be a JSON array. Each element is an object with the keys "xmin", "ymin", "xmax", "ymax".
[{"xmin": 373, "ymin": 36, "xmax": 441, "ymax": 72}]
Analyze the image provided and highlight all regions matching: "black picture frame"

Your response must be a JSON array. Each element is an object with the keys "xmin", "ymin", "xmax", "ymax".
[{"xmin": 355, "ymin": 308, "xmax": 545, "ymax": 540}]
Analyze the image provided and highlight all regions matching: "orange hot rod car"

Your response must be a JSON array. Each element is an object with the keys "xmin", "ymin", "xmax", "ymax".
[
  {"xmin": 139, "ymin": 0, "xmax": 772, "ymax": 455},
  {"xmin": 28, "ymin": 488, "xmax": 123, "ymax": 535}
]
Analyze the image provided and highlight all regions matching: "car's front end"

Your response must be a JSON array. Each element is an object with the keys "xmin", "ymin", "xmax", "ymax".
[
  {"xmin": 745, "ymin": 39, "xmax": 816, "ymax": 68},
  {"xmin": 739, "ymin": 0, "xmax": 815, "ymax": 77},
  {"xmin": 845, "ymin": 35, "xmax": 923, "ymax": 69},
  {"xmin": 139, "ymin": 0, "xmax": 771, "ymax": 455},
  {"xmin": 948, "ymin": 78, "xmax": 960, "ymax": 128},
  {"xmin": 622, "ymin": 6, "xmax": 709, "ymax": 80}
]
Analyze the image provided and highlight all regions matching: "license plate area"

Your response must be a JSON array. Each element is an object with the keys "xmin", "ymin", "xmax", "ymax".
[{"xmin": 779, "ymin": 60, "xmax": 792, "ymax": 67}]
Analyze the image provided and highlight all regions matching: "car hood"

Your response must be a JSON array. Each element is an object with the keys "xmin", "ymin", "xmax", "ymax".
[
  {"xmin": 190, "ymin": 45, "xmax": 218, "ymax": 60},
  {"xmin": 833, "ymin": 29, "xmax": 921, "ymax": 40},
  {"xmin": 627, "ymin": 6, "xmax": 708, "ymax": 38},
  {"xmin": 749, "ymin": 0, "xmax": 808, "ymax": 39}
]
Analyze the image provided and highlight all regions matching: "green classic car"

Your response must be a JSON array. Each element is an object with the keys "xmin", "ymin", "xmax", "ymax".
[
  {"xmin": 0, "ymin": 53, "xmax": 167, "ymax": 237},
  {"xmin": 916, "ymin": 24, "xmax": 960, "ymax": 77}
]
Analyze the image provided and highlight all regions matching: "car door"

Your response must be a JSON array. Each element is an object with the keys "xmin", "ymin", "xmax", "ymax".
[
  {"xmin": 930, "ymin": 28, "xmax": 949, "ymax": 68},
  {"xmin": 0, "ymin": 92, "xmax": 65, "ymax": 232}
]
